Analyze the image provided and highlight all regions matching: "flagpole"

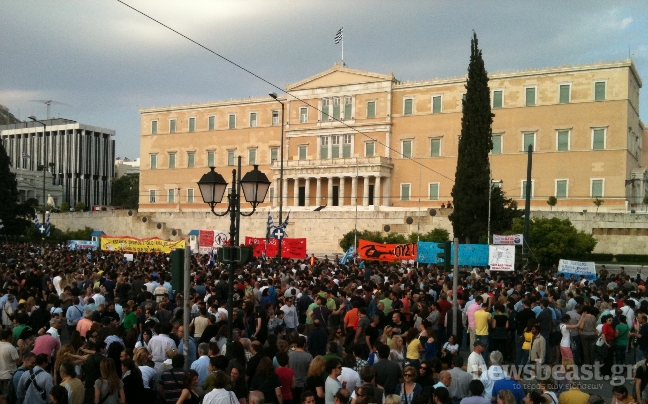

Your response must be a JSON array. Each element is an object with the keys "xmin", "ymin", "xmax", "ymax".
[{"xmin": 341, "ymin": 34, "xmax": 344, "ymax": 66}]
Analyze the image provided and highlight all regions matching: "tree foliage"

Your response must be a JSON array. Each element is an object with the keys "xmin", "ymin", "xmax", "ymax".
[
  {"xmin": 339, "ymin": 228, "xmax": 450, "ymax": 251},
  {"xmin": 449, "ymin": 32, "xmax": 494, "ymax": 243},
  {"xmin": 547, "ymin": 196, "xmax": 557, "ymax": 211},
  {"xmin": 511, "ymin": 217, "xmax": 597, "ymax": 266},
  {"xmin": 489, "ymin": 187, "xmax": 523, "ymax": 236},
  {"xmin": 0, "ymin": 141, "xmax": 20, "ymax": 235},
  {"xmin": 25, "ymin": 224, "xmax": 94, "ymax": 243},
  {"xmin": 111, "ymin": 174, "xmax": 139, "ymax": 209}
]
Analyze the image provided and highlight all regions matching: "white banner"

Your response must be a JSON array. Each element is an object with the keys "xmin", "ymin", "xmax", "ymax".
[
  {"xmin": 488, "ymin": 245, "xmax": 515, "ymax": 271},
  {"xmin": 492, "ymin": 234, "xmax": 524, "ymax": 245},
  {"xmin": 198, "ymin": 230, "xmax": 229, "ymax": 255},
  {"xmin": 557, "ymin": 259, "xmax": 597, "ymax": 280}
]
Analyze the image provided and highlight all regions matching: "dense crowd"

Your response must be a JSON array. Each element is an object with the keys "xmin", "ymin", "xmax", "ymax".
[{"xmin": 0, "ymin": 242, "xmax": 646, "ymax": 404}]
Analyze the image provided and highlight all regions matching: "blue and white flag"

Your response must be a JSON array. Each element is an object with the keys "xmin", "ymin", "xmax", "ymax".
[
  {"xmin": 33, "ymin": 212, "xmax": 45, "ymax": 234},
  {"xmin": 334, "ymin": 27, "xmax": 343, "ymax": 44},
  {"xmin": 266, "ymin": 211, "xmax": 275, "ymax": 242},
  {"xmin": 22, "ymin": 152, "xmax": 30, "ymax": 159},
  {"xmin": 44, "ymin": 212, "xmax": 51, "ymax": 237},
  {"xmin": 339, "ymin": 245, "xmax": 355, "ymax": 265},
  {"xmin": 207, "ymin": 248, "xmax": 215, "ymax": 268},
  {"xmin": 279, "ymin": 211, "xmax": 290, "ymax": 230}
]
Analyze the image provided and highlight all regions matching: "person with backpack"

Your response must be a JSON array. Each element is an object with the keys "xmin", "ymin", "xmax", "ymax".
[{"xmin": 16, "ymin": 353, "xmax": 52, "ymax": 404}]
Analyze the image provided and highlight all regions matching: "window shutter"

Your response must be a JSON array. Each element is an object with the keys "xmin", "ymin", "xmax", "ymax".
[
  {"xmin": 595, "ymin": 82, "xmax": 606, "ymax": 101},
  {"xmin": 492, "ymin": 136, "xmax": 502, "ymax": 155},
  {"xmin": 525, "ymin": 88, "xmax": 536, "ymax": 106},
  {"xmin": 367, "ymin": 101, "xmax": 376, "ymax": 118},
  {"xmin": 493, "ymin": 91, "xmax": 503, "ymax": 109},
  {"xmin": 559, "ymin": 85, "xmax": 570, "ymax": 104},
  {"xmin": 593, "ymin": 129, "xmax": 605, "ymax": 150}
]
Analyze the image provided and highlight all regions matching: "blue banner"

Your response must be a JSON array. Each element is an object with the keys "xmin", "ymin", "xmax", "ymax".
[
  {"xmin": 417, "ymin": 242, "xmax": 489, "ymax": 266},
  {"xmin": 67, "ymin": 240, "xmax": 99, "ymax": 251}
]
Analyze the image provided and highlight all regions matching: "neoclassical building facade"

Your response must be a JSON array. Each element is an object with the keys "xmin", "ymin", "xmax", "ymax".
[{"xmin": 138, "ymin": 60, "xmax": 646, "ymax": 213}]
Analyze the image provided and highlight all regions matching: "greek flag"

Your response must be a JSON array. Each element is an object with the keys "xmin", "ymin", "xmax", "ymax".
[
  {"xmin": 44, "ymin": 212, "xmax": 51, "ymax": 237},
  {"xmin": 33, "ymin": 212, "xmax": 45, "ymax": 234},
  {"xmin": 334, "ymin": 28, "xmax": 343, "ymax": 44},
  {"xmin": 279, "ymin": 211, "xmax": 290, "ymax": 230},
  {"xmin": 266, "ymin": 211, "xmax": 275, "ymax": 242},
  {"xmin": 339, "ymin": 245, "xmax": 355, "ymax": 265},
  {"xmin": 207, "ymin": 248, "xmax": 215, "ymax": 268},
  {"xmin": 22, "ymin": 152, "xmax": 30, "ymax": 159}
]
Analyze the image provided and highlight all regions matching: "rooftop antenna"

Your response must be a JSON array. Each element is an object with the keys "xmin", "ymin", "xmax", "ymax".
[{"xmin": 28, "ymin": 99, "xmax": 70, "ymax": 120}]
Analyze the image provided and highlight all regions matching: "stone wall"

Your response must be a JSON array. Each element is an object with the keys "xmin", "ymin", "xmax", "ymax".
[{"xmin": 49, "ymin": 208, "xmax": 648, "ymax": 255}]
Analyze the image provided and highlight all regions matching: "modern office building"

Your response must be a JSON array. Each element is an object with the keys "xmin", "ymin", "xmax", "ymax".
[
  {"xmin": 138, "ymin": 59, "xmax": 646, "ymax": 213},
  {"xmin": 0, "ymin": 119, "xmax": 116, "ymax": 208}
]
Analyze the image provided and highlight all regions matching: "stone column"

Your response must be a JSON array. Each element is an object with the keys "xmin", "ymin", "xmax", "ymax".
[
  {"xmin": 327, "ymin": 177, "xmax": 334, "ymax": 206},
  {"xmin": 383, "ymin": 176, "xmax": 391, "ymax": 206},
  {"xmin": 316, "ymin": 177, "xmax": 322, "ymax": 206},
  {"xmin": 282, "ymin": 178, "xmax": 288, "ymax": 207},
  {"xmin": 293, "ymin": 178, "xmax": 300, "ymax": 206},
  {"xmin": 374, "ymin": 176, "xmax": 381, "ymax": 206},
  {"xmin": 339, "ymin": 177, "xmax": 345, "ymax": 207},
  {"xmin": 351, "ymin": 176, "xmax": 358, "ymax": 206},
  {"xmin": 304, "ymin": 178, "xmax": 311, "ymax": 207},
  {"xmin": 363, "ymin": 176, "xmax": 370, "ymax": 206}
]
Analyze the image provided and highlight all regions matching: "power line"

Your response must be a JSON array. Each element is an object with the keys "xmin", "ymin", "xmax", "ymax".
[{"xmin": 115, "ymin": 0, "xmax": 455, "ymax": 182}]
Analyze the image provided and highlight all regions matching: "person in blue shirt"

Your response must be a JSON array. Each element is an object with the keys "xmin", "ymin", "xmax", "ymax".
[
  {"xmin": 178, "ymin": 325, "xmax": 197, "ymax": 365},
  {"xmin": 190, "ymin": 343, "xmax": 210, "ymax": 385}
]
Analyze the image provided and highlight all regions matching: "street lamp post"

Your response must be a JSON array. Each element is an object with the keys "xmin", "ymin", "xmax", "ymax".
[
  {"xmin": 197, "ymin": 157, "xmax": 270, "ymax": 342},
  {"xmin": 269, "ymin": 92, "xmax": 285, "ymax": 262},
  {"xmin": 28, "ymin": 116, "xmax": 47, "ymax": 224},
  {"xmin": 487, "ymin": 177, "xmax": 504, "ymax": 244}
]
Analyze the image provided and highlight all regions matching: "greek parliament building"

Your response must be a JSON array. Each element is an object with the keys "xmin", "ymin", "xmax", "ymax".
[
  {"xmin": 0, "ymin": 119, "xmax": 116, "ymax": 208},
  {"xmin": 138, "ymin": 60, "xmax": 646, "ymax": 214}
]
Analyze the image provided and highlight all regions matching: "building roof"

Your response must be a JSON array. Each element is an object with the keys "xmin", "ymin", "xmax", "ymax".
[
  {"xmin": 188, "ymin": 230, "xmax": 200, "ymax": 236},
  {"xmin": 90, "ymin": 230, "xmax": 106, "ymax": 237}
]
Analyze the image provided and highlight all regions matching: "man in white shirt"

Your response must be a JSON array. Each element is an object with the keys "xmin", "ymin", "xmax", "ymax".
[
  {"xmin": 339, "ymin": 357, "xmax": 362, "ymax": 394},
  {"xmin": 52, "ymin": 271, "xmax": 64, "ymax": 296},
  {"xmin": 92, "ymin": 288, "xmax": 105, "ymax": 307},
  {"xmin": 480, "ymin": 351, "xmax": 506, "ymax": 399},
  {"xmin": 281, "ymin": 297, "xmax": 299, "ymax": 332},
  {"xmin": 202, "ymin": 369, "xmax": 240, "ymax": 404},
  {"xmin": 467, "ymin": 341, "xmax": 487, "ymax": 379},
  {"xmin": 147, "ymin": 322, "xmax": 177, "ymax": 373}
]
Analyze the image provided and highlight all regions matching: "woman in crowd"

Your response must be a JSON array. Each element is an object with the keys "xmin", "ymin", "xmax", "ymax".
[
  {"xmin": 94, "ymin": 358, "xmax": 125, "ymax": 404},
  {"xmin": 389, "ymin": 335, "xmax": 405, "ymax": 368},
  {"xmin": 491, "ymin": 304, "xmax": 509, "ymax": 355},
  {"xmin": 250, "ymin": 357, "xmax": 282, "ymax": 404},
  {"xmin": 305, "ymin": 356, "xmax": 326, "ymax": 404},
  {"xmin": 121, "ymin": 358, "xmax": 145, "ymax": 404},
  {"xmin": 439, "ymin": 335, "xmax": 459, "ymax": 368},
  {"xmin": 228, "ymin": 363, "xmax": 249, "ymax": 404},
  {"xmin": 134, "ymin": 328, "xmax": 152, "ymax": 349},
  {"xmin": 133, "ymin": 347, "xmax": 157, "ymax": 400},
  {"xmin": 176, "ymin": 370, "xmax": 200, "ymax": 404},
  {"xmin": 404, "ymin": 328, "xmax": 424, "ymax": 369},
  {"xmin": 395, "ymin": 366, "xmax": 422, "ymax": 404}
]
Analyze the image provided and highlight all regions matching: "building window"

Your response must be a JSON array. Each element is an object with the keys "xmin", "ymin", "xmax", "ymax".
[
  {"xmin": 332, "ymin": 97, "xmax": 341, "ymax": 120},
  {"xmin": 150, "ymin": 154, "xmax": 157, "ymax": 169},
  {"xmin": 149, "ymin": 190, "xmax": 156, "ymax": 203},
  {"xmin": 367, "ymin": 101, "xmax": 376, "ymax": 118},
  {"xmin": 187, "ymin": 152, "xmax": 195, "ymax": 168},
  {"xmin": 591, "ymin": 179, "xmax": 604, "ymax": 198},
  {"xmin": 189, "ymin": 117, "xmax": 196, "ymax": 132},
  {"xmin": 170, "ymin": 119, "xmax": 177, "ymax": 133},
  {"xmin": 401, "ymin": 184, "xmax": 411, "ymax": 201},
  {"xmin": 492, "ymin": 90, "xmax": 503, "ymax": 109},
  {"xmin": 402, "ymin": 140, "xmax": 412, "ymax": 158},
  {"xmin": 492, "ymin": 134, "xmax": 502, "ymax": 155},
  {"xmin": 300, "ymin": 107, "xmax": 308, "ymax": 123},
  {"xmin": 343, "ymin": 134, "xmax": 352, "ymax": 158},
  {"xmin": 151, "ymin": 120, "xmax": 158, "ymax": 135},
  {"xmin": 187, "ymin": 188, "xmax": 194, "ymax": 203},
  {"xmin": 227, "ymin": 150, "xmax": 235, "ymax": 166},
  {"xmin": 429, "ymin": 183, "xmax": 440, "ymax": 200},
  {"xmin": 331, "ymin": 135, "xmax": 340, "ymax": 158},
  {"xmin": 270, "ymin": 147, "xmax": 278, "ymax": 163},
  {"xmin": 208, "ymin": 116, "xmax": 216, "ymax": 130},
  {"xmin": 228, "ymin": 114, "xmax": 236, "ymax": 129},
  {"xmin": 207, "ymin": 151, "xmax": 215, "ymax": 167},
  {"xmin": 320, "ymin": 136, "xmax": 329, "ymax": 159},
  {"xmin": 322, "ymin": 98, "xmax": 330, "ymax": 120},
  {"xmin": 272, "ymin": 110, "xmax": 280, "ymax": 126},
  {"xmin": 523, "ymin": 132, "xmax": 535, "ymax": 152},
  {"xmin": 559, "ymin": 84, "xmax": 571, "ymax": 104},
  {"xmin": 344, "ymin": 96, "xmax": 352, "ymax": 119},
  {"xmin": 365, "ymin": 142, "xmax": 375, "ymax": 157},
  {"xmin": 404, "ymin": 98, "xmax": 413, "ymax": 115},
  {"xmin": 269, "ymin": 187, "xmax": 274, "ymax": 203},
  {"xmin": 298, "ymin": 145, "xmax": 307, "ymax": 160},
  {"xmin": 248, "ymin": 149, "xmax": 257, "ymax": 165},
  {"xmin": 168, "ymin": 153, "xmax": 176, "ymax": 169},
  {"xmin": 521, "ymin": 180, "xmax": 534, "ymax": 199},
  {"xmin": 430, "ymin": 138, "xmax": 441, "ymax": 157},
  {"xmin": 168, "ymin": 189, "xmax": 175, "ymax": 203},
  {"xmin": 592, "ymin": 128, "xmax": 606, "ymax": 150},
  {"xmin": 250, "ymin": 112, "xmax": 257, "ymax": 128},
  {"xmin": 556, "ymin": 179, "xmax": 568, "ymax": 199},
  {"xmin": 557, "ymin": 131, "xmax": 570, "ymax": 151},
  {"xmin": 595, "ymin": 81, "xmax": 606, "ymax": 101},
  {"xmin": 525, "ymin": 87, "xmax": 536, "ymax": 106},
  {"xmin": 432, "ymin": 96, "xmax": 442, "ymax": 114}
]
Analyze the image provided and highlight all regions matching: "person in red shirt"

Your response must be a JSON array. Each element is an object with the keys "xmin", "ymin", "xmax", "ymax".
[
  {"xmin": 31, "ymin": 332, "xmax": 61, "ymax": 361},
  {"xmin": 437, "ymin": 292, "xmax": 452, "ymax": 345},
  {"xmin": 275, "ymin": 352, "xmax": 295, "ymax": 404},
  {"xmin": 600, "ymin": 314, "xmax": 616, "ymax": 376}
]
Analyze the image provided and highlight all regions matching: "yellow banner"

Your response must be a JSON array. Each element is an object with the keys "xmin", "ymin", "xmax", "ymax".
[{"xmin": 100, "ymin": 236, "xmax": 185, "ymax": 253}]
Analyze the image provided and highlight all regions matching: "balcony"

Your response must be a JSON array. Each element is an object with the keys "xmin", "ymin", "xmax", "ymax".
[{"xmin": 271, "ymin": 156, "xmax": 393, "ymax": 177}]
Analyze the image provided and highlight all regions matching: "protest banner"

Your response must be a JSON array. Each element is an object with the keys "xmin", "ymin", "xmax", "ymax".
[
  {"xmin": 557, "ymin": 259, "xmax": 597, "ymax": 280},
  {"xmin": 67, "ymin": 240, "xmax": 98, "ymax": 251},
  {"xmin": 198, "ymin": 229, "xmax": 229, "ymax": 254},
  {"xmin": 100, "ymin": 236, "xmax": 185, "ymax": 253},
  {"xmin": 244, "ymin": 237, "xmax": 307, "ymax": 259},
  {"xmin": 488, "ymin": 245, "xmax": 515, "ymax": 271},
  {"xmin": 417, "ymin": 242, "xmax": 489, "ymax": 266},
  {"xmin": 358, "ymin": 239, "xmax": 417, "ymax": 261},
  {"xmin": 493, "ymin": 234, "xmax": 524, "ymax": 245}
]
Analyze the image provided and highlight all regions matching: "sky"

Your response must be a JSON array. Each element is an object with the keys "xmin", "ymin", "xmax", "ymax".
[{"xmin": 1, "ymin": 1, "xmax": 647, "ymax": 159}]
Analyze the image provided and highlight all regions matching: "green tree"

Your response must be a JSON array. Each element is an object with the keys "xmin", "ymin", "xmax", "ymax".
[
  {"xmin": 489, "ymin": 187, "xmax": 523, "ymax": 237},
  {"xmin": 339, "ymin": 229, "xmax": 382, "ymax": 251},
  {"xmin": 449, "ymin": 32, "xmax": 494, "ymax": 243},
  {"xmin": 384, "ymin": 232, "xmax": 407, "ymax": 244},
  {"xmin": 60, "ymin": 201, "xmax": 70, "ymax": 212},
  {"xmin": 408, "ymin": 228, "xmax": 450, "ymax": 243},
  {"xmin": 111, "ymin": 174, "xmax": 139, "ymax": 209},
  {"xmin": 547, "ymin": 196, "xmax": 557, "ymax": 211},
  {"xmin": 74, "ymin": 202, "xmax": 86, "ymax": 212},
  {"xmin": 593, "ymin": 198, "xmax": 603, "ymax": 212},
  {"xmin": 0, "ymin": 141, "xmax": 20, "ymax": 235},
  {"xmin": 511, "ymin": 217, "xmax": 596, "ymax": 267}
]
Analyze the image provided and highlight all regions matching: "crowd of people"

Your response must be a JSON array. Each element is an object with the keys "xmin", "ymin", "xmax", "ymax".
[{"xmin": 0, "ymin": 243, "xmax": 646, "ymax": 404}]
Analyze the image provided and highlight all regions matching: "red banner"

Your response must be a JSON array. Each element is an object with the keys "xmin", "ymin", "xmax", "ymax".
[
  {"xmin": 245, "ymin": 237, "xmax": 307, "ymax": 259},
  {"xmin": 199, "ymin": 230, "xmax": 214, "ymax": 247},
  {"xmin": 357, "ymin": 239, "xmax": 417, "ymax": 261}
]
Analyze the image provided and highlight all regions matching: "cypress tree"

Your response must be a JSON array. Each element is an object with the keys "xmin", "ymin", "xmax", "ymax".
[
  {"xmin": 449, "ymin": 32, "xmax": 494, "ymax": 243},
  {"xmin": 0, "ymin": 141, "xmax": 19, "ymax": 234}
]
